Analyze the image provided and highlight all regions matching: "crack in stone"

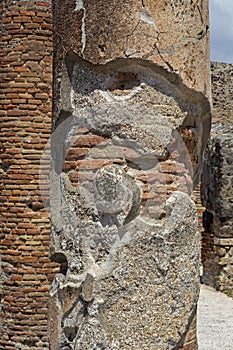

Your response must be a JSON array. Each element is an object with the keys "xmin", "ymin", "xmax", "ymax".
[
  {"xmin": 142, "ymin": 25, "xmax": 209, "ymax": 68},
  {"xmin": 124, "ymin": 0, "xmax": 208, "ymax": 70},
  {"xmin": 124, "ymin": 18, "xmax": 141, "ymax": 57},
  {"xmin": 140, "ymin": 0, "xmax": 159, "ymax": 32},
  {"xmin": 74, "ymin": 0, "xmax": 86, "ymax": 57},
  {"xmin": 154, "ymin": 41, "xmax": 174, "ymax": 72},
  {"xmin": 196, "ymin": 2, "xmax": 204, "ymax": 24},
  {"xmin": 124, "ymin": 0, "xmax": 159, "ymax": 58}
]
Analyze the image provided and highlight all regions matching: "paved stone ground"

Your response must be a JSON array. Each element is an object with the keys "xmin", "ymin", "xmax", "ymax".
[{"xmin": 197, "ymin": 284, "xmax": 233, "ymax": 350}]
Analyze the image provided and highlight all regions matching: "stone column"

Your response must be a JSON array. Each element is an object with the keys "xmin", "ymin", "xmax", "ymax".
[{"xmin": 50, "ymin": 1, "xmax": 211, "ymax": 349}]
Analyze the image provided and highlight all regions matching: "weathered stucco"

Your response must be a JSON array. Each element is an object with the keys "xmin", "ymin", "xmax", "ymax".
[
  {"xmin": 51, "ymin": 1, "xmax": 211, "ymax": 349},
  {"xmin": 53, "ymin": 0, "xmax": 211, "ymax": 100}
]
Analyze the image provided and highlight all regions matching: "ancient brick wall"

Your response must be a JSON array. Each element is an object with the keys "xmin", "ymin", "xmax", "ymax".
[{"xmin": 0, "ymin": 1, "xmax": 59, "ymax": 349}]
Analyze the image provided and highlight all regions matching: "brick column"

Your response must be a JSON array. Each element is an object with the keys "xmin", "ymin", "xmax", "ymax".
[{"xmin": 0, "ymin": 1, "xmax": 58, "ymax": 349}]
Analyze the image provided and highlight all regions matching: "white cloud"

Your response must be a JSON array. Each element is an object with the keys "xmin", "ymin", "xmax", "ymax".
[{"xmin": 209, "ymin": 0, "xmax": 233, "ymax": 63}]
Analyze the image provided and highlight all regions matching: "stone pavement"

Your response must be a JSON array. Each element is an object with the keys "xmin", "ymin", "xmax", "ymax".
[{"xmin": 197, "ymin": 284, "xmax": 233, "ymax": 350}]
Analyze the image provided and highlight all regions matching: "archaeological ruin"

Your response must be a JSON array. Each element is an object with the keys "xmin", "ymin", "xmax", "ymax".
[
  {"xmin": 0, "ymin": 1, "xmax": 232, "ymax": 350},
  {"xmin": 200, "ymin": 62, "xmax": 233, "ymax": 297}
]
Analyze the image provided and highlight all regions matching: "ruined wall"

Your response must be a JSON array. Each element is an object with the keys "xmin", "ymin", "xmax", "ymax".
[
  {"xmin": 201, "ymin": 127, "xmax": 233, "ymax": 296},
  {"xmin": 51, "ymin": 1, "xmax": 211, "ymax": 349},
  {"xmin": 211, "ymin": 62, "xmax": 233, "ymax": 124},
  {"xmin": 0, "ymin": 1, "xmax": 59, "ymax": 349},
  {"xmin": 200, "ymin": 62, "xmax": 233, "ymax": 296}
]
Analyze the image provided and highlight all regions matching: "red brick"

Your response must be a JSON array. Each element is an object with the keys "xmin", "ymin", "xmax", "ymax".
[
  {"xmin": 76, "ymin": 159, "xmax": 112, "ymax": 170},
  {"xmin": 13, "ymin": 16, "xmax": 32, "ymax": 23},
  {"xmin": 36, "ymin": 1, "xmax": 50, "ymax": 6},
  {"xmin": 35, "ymin": 92, "xmax": 48, "ymax": 99},
  {"xmin": 28, "ymin": 99, "xmax": 42, "ymax": 105},
  {"xmin": 20, "ymin": 11, "xmax": 36, "ymax": 16},
  {"xmin": 32, "ymin": 17, "xmax": 44, "ymax": 23},
  {"xmin": 159, "ymin": 161, "xmax": 186, "ymax": 174},
  {"xmin": 4, "ymin": 23, "xmax": 21, "ymax": 30},
  {"xmin": 66, "ymin": 147, "xmax": 89, "ymax": 160},
  {"xmin": 14, "ymin": 66, "xmax": 30, "ymax": 72},
  {"xmin": 17, "ymin": 256, "xmax": 38, "ymax": 263},
  {"xmin": 72, "ymin": 134, "xmax": 107, "ymax": 147},
  {"xmin": 2, "ymin": 17, "xmax": 12, "ymax": 24},
  {"xmin": 1, "ymin": 35, "xmax": 13, "ymax": 41},
  {"xmin": 4, "ymin": 249, "xmax": 21, "ymax": 256}
]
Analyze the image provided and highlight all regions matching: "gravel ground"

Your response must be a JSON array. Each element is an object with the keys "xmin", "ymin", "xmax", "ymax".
[{"xmin": 197, "ymin": 284, "xmax": 233, "ymax": 350}]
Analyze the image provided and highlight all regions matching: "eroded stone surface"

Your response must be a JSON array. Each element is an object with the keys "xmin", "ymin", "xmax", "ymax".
[
  {"xmin": 50, "ymin": 189, "xmax": 200, "ymax": 349},
  {"xmin": 94, "ymin": 165, "xmax": 142, "ymax": 226},
  {"xmin": 51, "ymin": 1, "xmax": 211, "ymax": 349}
]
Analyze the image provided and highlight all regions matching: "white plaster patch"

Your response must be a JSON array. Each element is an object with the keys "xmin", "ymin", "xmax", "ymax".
[
  {"xmin": 74, "ymin": 0, "xmax": 84, "ymax": 11},
  {"xmin": 99, "ymin": 85, "xmax": 144, "ymax": 102},
  {"xmin": 140, "ymin": 7, "xmax": 159, "ymax": 32},
  {"xmin": 74, "ymin": 0, "xmax": 86, "ymax": 56}
]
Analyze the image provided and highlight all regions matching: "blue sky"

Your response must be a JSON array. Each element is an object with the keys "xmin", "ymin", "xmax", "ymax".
[{"xmin": 209, "ymin": 0, "xmax": 233, "ymax": 63}]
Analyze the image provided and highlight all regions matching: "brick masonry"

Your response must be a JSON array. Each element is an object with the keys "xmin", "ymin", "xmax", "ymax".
[
  {"xmin": 61, "ymin": 126, "xmax": 193, "ymax": 224},
  {"xmin": 0, "ymin": 1, "xmax": 59, "ymax": 349}
]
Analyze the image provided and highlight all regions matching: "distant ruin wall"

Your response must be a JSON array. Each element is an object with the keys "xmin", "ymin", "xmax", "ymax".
[
  {"xmin": 201, "ymin": 126, "xmax": 233, "ymax": 296},
  {"xmin": 0, "ymin": 1, "xmax": 59, "ymax": 349},
  {"xmin": 200, "ymin": 62, "xmax": 233, "ymax": 297},
  {"xmin": 211, "ymin": 62, "xmax": 233, "ymax": 124}
]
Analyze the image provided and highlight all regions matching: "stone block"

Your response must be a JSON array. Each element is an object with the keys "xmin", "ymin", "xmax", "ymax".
[{"xmin": 214, "ymin": 237, "xmax": 233, "ymax": 247}]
